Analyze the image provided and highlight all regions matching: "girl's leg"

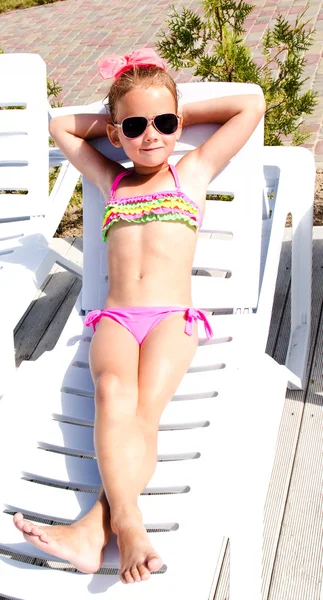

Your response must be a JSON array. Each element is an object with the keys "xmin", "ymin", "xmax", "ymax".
[
  {"xmin": 102, "ymin": 312, "xmax": 199, "ymax": 583},
  {"xmin": 14, "ymin": 312, "xmax": 198, "ymax": 582},
  {"xmin": 13, "ymin": 317, "xmax": 140, "ymax": 574}
]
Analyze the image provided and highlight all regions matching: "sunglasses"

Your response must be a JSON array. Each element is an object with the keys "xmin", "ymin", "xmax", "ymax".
[{"xmin": 113, "ymin": 113, "xmax": 179, "ymax": 139}]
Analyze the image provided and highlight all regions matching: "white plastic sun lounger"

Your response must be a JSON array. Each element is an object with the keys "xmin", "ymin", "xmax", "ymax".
[
  {"xmin": 0, "ymin": 54, "xmax": 80, "ymax": 395},
  {"xmin": 0, "ymin": 82, "xmax": 315, "ymax": 599}
]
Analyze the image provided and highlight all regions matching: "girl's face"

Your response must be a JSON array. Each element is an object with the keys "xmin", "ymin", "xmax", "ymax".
[{"xmin": 107, "ymin": 85, "xmax": 182, "ymax": 170}]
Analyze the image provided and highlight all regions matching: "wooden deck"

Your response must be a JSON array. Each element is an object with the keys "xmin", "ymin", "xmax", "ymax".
[{"xmin": 12, "ymin": 228, "xmax": 323, "ymax": 600}]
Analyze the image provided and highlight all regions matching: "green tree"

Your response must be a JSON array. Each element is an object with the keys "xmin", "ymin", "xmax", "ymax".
[{"xmin": 157, "ymin": 0, "xmax": 318, "ymax": 145}]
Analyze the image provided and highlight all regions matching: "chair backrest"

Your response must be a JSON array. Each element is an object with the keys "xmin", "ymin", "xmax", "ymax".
[
  {"xmin": 0, "ymin": 54, "xmax": 48, "ymax": 222},
  {"xmin": 82, "ymin": 82, "xmax": 264, "ymax": 312}
]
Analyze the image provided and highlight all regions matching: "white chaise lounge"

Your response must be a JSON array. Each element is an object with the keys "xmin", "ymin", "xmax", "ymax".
[
  {"xmin": 0, "ymin": 81, "xmax": 315, "ymax": 600},
  {"xmin": 0, "ymin": 54, "xmax": 81, "ymax": 395}
]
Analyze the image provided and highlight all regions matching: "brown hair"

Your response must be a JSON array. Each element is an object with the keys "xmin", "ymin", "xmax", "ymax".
[{"xmin": 107, "ymin": 66, "xmax": 178, "ymax": 122}]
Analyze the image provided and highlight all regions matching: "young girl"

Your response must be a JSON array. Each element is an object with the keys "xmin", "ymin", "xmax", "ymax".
[{"xmin": 14, "ymin": 48, "xmax": 265, "ymax": 585}]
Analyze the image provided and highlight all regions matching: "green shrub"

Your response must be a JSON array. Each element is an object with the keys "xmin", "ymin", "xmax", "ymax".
[
  {"xmin": 47, "ymin": 77, "xmax": 62, "ymax": 108},
  {"xmin": 0, "ymin": 0, "xmax": 62, "ymax": 14},
  {"xmin": 157, "ymin": 0, "xmax": 319, "ymax": 145}
]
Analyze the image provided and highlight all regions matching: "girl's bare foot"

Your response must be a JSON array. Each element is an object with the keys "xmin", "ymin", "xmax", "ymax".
[
  {"xmin": 111, "ymin": 510, "xmax": 163, "ymax": 584},
  {"xmin": 13, "ymin": 512, "xmax": 110, "ymax": 574}
]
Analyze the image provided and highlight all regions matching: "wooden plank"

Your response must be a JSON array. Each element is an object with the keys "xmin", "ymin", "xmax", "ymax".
[
  {"xmin": 14, "ymin": 238, "xmax": 82, "ymax": 365},
  {"xmin": 213, "ymin": 541, "xmax": 230, "ymax": 600},
  {"xmin": 14, "ymin": 272, "xmax": 79, "ymax": 364},
  {"xmin": 212, "ymin": 228, "xmax": 323, "ymax": 599},
  {"xmin": 267, "ymin": 227, "xmax": 323, "ymax": 600},
  {"xmin": 265, "ymin": 228, "xmax": 292, "ymax": 358},
  {"xmin": 31, "ymin": 278, "xmax": 81, "ymax": 360}
]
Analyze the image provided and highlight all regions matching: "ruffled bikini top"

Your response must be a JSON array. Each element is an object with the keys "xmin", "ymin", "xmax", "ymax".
[{"xmin": 102, "ymin": 164, "xmax": 202, "ymax": 241}]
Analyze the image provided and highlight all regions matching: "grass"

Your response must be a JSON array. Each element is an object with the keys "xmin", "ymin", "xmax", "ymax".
[
  {"xmin": 0, "ymin": 0, "xmax": 62, "ymax": 13},
  {"xmin": 50, "ymin": 168, "xmax": 83, "ymax": 237}
]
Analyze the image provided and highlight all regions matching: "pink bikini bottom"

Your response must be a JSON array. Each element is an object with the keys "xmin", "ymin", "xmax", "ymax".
[{"xmin": 84, "ymin": 306, "xmax": 213, "ymax": 346}]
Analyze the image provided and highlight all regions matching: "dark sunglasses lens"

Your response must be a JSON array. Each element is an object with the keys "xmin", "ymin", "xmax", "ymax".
[
  {"xmin": 122, "ymin": 117, "xmax": 147, "ymax": 138},
  {"xmin": 155, "ymin": 113, "xmax": 178, "ymax": 134}
]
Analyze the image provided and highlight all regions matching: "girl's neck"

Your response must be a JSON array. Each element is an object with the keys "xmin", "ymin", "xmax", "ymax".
[{"xmin": 132, "ymin": 160, "xmax": 169, "ymax": 177}]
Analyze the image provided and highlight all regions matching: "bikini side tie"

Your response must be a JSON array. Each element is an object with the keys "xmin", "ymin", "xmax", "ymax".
[{"xmin": 185, "ymin": 308, "xmax": 213, "ymax": 340}]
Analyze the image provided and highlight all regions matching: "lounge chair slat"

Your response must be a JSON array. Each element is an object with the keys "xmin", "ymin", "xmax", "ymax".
[
  {"xmin": 20, "ymin": 448, "xmax": 202, "ymax": 490},
  {"xmin": 35, "ymin": 420, "xmax": 213, "ymax": 458},
  {"xmin": 3, "ymin": 477, "xmax": 215, "ymax": 524},
  {"xmin": 60, "ymin": 364, "xmax": 222, "ymax": 398},
  {"xmin": 0, "ymin": 531, "xmax": 225, "ymax": 599},
  {"xmin": 0, "ymin": 110, "xmax": 29, "ymax": 130},
  {"xmin": 0, "ymin": 135, "xmax": 29, "ymax": 162},
  {"xmin": 68, "ymin": 331, "xmax": 235, "ymax": 369},
  {"xmin": 0, "ymin": 513, "xmax": 223, "ymax": 591},
  {"xmin": 49, "ymin": 392, "xmax": 218, "ymax": 426},
  {"xmin": 0, "ymin": 513, "xmax": 172, "ymax": 568}
]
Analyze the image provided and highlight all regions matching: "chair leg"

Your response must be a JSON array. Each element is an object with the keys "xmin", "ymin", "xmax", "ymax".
[
  {"xmin": 225, "ymin": 359, "xmax": 280, "ymax": 600},
  {"xmin": 228, "ymin": 471, "xmax": 263, "ymax": 600}
]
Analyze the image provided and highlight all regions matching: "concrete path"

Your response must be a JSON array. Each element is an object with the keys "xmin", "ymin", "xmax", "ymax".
[{"xmin": 1, "ymin": 0, "xmax": 323, "ymax": 164}]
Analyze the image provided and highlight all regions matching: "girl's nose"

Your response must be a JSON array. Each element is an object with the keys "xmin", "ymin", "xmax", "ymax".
[{"xmin": 144, "ymin": 121, "xmax": 158, "ymax": 140}]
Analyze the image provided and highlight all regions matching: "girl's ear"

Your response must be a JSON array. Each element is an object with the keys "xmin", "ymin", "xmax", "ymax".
[
  {"xmin": 107, "ymin": 123, "xmax": 122, "ymax": 148},
  {"xmin": 175, "ymin": 114, "xmax": 183, "ymax": 141}
]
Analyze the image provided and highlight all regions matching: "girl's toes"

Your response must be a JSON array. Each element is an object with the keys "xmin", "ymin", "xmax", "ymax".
[
  {"xmin": 22, "ymin": 521, "xmax": 33, "ymax": 534},
  {"xmin": 13, "ymin": 513, "xmax": 23, "ymax": 527},
  {"xmin": 147, "ymin": 555, "xmax": 163, "ymax": 572},
  {"xmin": 119, "ymin": 570, "xmax": 126, "ymax": 584},
  {"xmin": 123, "ymin": 569, "xmax": 134, "ymax": 584},
  {"xmin": 29, "ymin": 525, "xmax": 42, "ymax": 537},
  {"xmin": 138, "ymin": 563, "xmax": 150, "ymax": 581},
  {"xmin": 130, "ymin": 566, "xmax": 141, "ymax": 582}
]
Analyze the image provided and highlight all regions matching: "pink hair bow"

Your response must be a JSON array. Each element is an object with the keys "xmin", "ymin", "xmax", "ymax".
[{"xmin": 97, "ymin": 48, "xmax": 166, "ymax": 80}]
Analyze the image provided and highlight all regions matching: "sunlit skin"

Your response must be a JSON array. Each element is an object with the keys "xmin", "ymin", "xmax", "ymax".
[
  {"xmin": 106, "ymin": 86, "xmax": 182, "ymax": 175},
  {"xmin": 14, "ymin": 79, "xmax": 266, "ymax": 584},
  {"xmin": 13, "ymin": 87, "xmax": 193, "ymax": 585}
]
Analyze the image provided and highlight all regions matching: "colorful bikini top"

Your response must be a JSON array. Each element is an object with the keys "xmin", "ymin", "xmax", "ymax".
[{"xmin": 102, "ymin": 164, "xmax": 202, "ymax": 241}]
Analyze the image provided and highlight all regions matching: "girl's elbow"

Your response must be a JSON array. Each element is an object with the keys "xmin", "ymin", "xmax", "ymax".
[
  {"xmin": 256, "ymin": 96, "xmax": 266, "ymax": 114},
  {"xmin": 49, "ymin": 116, "xmax": 60, "ymax": 139}
]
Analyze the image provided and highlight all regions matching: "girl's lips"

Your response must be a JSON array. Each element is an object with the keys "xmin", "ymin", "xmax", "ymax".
[{"xmin": 142, "ymin": 148, "xmax": 162, "ymax": 151}]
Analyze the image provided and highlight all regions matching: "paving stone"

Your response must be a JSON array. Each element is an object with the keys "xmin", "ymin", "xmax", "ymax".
[{"xmin": 0, "ymin": 0, "xmax": 322, "ymax": 160}]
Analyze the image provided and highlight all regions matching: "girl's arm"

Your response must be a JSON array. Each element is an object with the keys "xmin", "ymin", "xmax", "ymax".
[
  {"xmin": 179, "ymin": 94, "xmax": 266, "ymax": 183},
  {"xmin": 49, "ymin": 113, "xmax": 122, "ymax": 190}
]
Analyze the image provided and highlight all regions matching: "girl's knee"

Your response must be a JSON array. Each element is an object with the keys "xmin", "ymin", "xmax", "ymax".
[
  {"xmin": 95, "ymin": 374, "xmax": 138, "ymax": 414},
  {"xmin": 136, "ymin": 408, "xmax": 159, "ymax": 439}
]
